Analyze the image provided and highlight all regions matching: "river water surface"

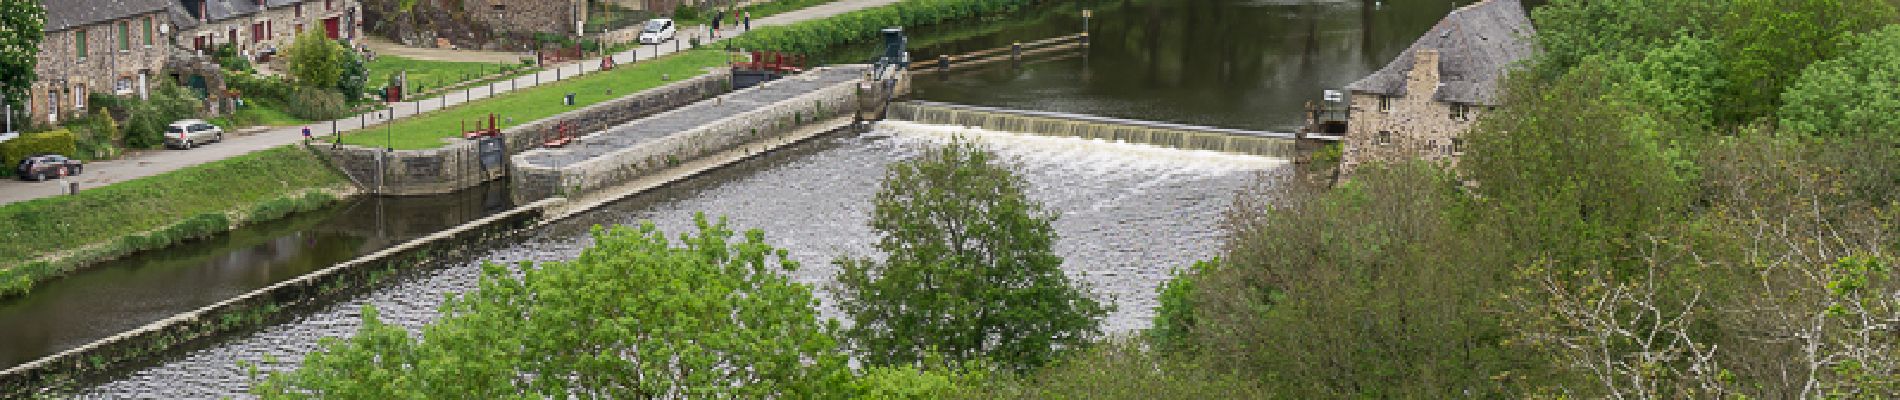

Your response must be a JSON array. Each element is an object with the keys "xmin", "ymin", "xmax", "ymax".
[{"xmin": 64, "ymin": 0, "xmax": 1496, "ymax": 396}]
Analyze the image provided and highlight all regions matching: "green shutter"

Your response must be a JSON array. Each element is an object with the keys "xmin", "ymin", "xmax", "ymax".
[
  {"xmin": 76, "ymin": 30, "xmax": 86, "ymax": 57},
  {"xmin": 119, "ymin": 22, "xmax": 129, "ymax": 50},
  {"xmin": 144, "ymin": 18, "xmax": 154, "ymax": 46}
]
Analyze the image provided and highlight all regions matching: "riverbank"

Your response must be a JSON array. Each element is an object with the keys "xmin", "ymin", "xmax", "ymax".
[{"xmin": 0, "ymin": 146, "xmax": 356, "ymax": 299}]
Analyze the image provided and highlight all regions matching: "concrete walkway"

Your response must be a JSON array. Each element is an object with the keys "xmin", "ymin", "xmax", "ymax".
[{"xmin": 0, "ymin": 0, "xmax": 899, "ymax": 206}]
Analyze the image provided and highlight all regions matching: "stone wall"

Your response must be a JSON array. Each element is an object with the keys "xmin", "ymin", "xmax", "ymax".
[
  {"xmin": 498, "ymin": 68, "xmax": 731, "ymax": 155},
  {"xmin": 511, "ymin": 69, "xmax": 862, "ymax": 204},
  {"xmin": 1339, "ymin": 49, "xmax": 1484, "ymax": 175},
  {"xmin": 314, "ymin": 68, "xmax": 729, "ymax": 196},
  {"xmin": 464, "ymin": 0, "xmax": 583, "ymax": 36},
  {"xmin": 31, "ymin": 11, "xmax": 172, "ymax": 125}
]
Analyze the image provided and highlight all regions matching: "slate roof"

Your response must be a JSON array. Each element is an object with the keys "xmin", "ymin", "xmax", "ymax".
[
  {"xmin": 1344, "ymin": 0, "xmax": 1535, "ymax": 106},
  {"xmin": 43, "ymin": 0, "xmax": 175, "ymax": 32},
  {"xmin": 169, "ymin": 0, "xmax": 311, "ymax": 28}
]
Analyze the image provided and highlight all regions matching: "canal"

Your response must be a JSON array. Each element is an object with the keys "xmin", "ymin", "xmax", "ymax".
[{"xmin": 29, "ymin": 0, "xmax": 1500, "ymax": 396}]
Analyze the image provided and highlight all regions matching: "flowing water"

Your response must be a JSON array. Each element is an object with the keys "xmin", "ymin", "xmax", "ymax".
[
  {"xmin": 50, "ymin": 0, "xmax": 1512, "ymax": 395},
  {"xmin": 82, "ymin": 122, "xmax": 1282, "ymax": 398}
]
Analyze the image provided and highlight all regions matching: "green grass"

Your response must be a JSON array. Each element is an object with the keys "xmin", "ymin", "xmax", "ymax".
[
  {"xmin": 0, "ymin": 145, "xmax": 351, "ymax": 295},
  {"xmin": 677, "ymin": 0, "xmax": 843, "ymax": 27},
  {"xmin": 340, "ymin": 50, "xmax": 733, "ymax": 150},
  {"xmin": 366, "ymin": 55, "xmax": 517, "ymax": 94}
]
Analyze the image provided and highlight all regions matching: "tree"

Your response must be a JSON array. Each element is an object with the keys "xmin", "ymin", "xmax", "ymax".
[
  {"xmin": 0, "ymin": 0, "xmax": 44, "ymax": 126},
  {"xmin": 1780, "ymin": 25, "xmax": 1900, "ymax": 139},
  {"xmin": 335, "ymin": 41, "xmax": 368, "ymax": 103},
  {"xmin": 256, "ymin": 216, "xmax": 852, "ymax": 398},
  {"xmin": 835, "ymin": 139, "xmax": 1107, "ymax": 372},
  {"xmin": 1714, "ymin": 0, "xmax": 1895, "ymax": 126},
  {"xmin": 285, "ymin": 29, "xmax": 344, "ymax": 90}
]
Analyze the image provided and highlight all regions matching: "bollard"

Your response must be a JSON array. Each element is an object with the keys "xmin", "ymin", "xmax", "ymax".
[
  {"xmin": 1012, "ymin": 42, "xmax": 1022, "ymax": 62},
  {"xmin": 939, "ymin": 54, "xmax": 950, "ymax": 71},
  {"xmin": 68, "ymin": 181, "xmax": 78, "ymax": 195}
]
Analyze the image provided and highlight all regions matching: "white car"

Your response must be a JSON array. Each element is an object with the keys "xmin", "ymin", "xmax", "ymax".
[
  {"xmin": 639, "ymin": 18, "xmax": 677, "ymax": 45},
  {"xmin": 164, "ymin": 119, "xmax": 224, "ymax": 149}
]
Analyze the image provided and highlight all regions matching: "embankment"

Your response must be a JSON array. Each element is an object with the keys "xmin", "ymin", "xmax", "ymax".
[
  {"xmin": 0, "ymin": 145, "xmax": 357, "ymax": 298},
  {"xmin": 725, "ymin": 0, "xmax": 1058, "ymax": 55}
]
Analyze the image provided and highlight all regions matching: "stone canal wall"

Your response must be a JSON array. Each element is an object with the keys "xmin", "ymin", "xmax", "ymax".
[
  {"xmin": 886, "ymin": 101, "xmax": 1308, "ymax": 159},
  {"xmin": 0, "ymin": 199, "xmax": 560, "ymax": 398},
  {"xmin": 316, "ymin": 69, "xmax": 732, "ymax": 196},
  {"xmin": 511, "ymin": 66, "xmax": 868, "ymax": 205}
]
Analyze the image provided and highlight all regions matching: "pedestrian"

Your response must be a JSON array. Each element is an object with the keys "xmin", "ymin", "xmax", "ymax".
[
  {"xmin": 712, "ymin": 12, "xmax": 723, "ymax": 38},
  {"xmin": 301, "ymin": 126, "xmax": 313, "ymax": 143},
  {"xmin": 744, "ymin": 11, "xmax": 752, "ymax": 31}
]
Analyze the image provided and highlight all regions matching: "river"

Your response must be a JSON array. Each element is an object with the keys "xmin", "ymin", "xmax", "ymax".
[{"xmin": 53, "ymin": 0, "xmax": 1489, "ymax": 396}]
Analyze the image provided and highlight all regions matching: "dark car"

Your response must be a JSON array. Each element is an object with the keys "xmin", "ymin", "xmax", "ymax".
[{"xmin": 15, "ymin": 154, "xmax": 83, "ymax": 181}]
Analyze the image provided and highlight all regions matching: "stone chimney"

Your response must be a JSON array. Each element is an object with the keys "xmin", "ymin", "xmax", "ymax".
[{"xmin": 1409, "ymin": 48, "xmax": 1441, "ymax": 84}]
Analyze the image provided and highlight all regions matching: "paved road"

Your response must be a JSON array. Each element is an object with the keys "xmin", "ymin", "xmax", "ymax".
[{"xmin": 0, "ymin": 0, "xmax": 899, "ymax": 206}]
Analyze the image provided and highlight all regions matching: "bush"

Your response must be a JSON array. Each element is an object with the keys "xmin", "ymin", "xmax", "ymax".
[
  {"xmin": 214, "ymin": 43, "xmax": 253, "ymax": 73},
  {"xmin": 285, "ymin": 87, "xmax": 347, "ymax": 120},
  {"xmin": 68, "ymin": 110, "xmax": 120, "ymax": 160},
  {"xmin": 0, "ymin": 129, "xmax": 78, "ymax": 166},
  {"xmin": 119, "ymin": 82, "xmax": 205, "ymax": 148}
]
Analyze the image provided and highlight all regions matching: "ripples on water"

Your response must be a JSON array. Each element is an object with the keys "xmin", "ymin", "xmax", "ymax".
[{"xmin": 83, "ymin": 122, "xmax": 1285, "ymax": 398}]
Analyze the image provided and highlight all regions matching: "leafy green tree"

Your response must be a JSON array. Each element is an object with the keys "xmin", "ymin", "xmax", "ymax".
[
  {"xmin": 1182, "ymin": 163, "xmax": 1543, "ymax": 397},
  {"xmin": 963, "ymin": 339, "xmax": 1265, "ymax": 399},
  {"xmin": 256, "ymin": 216, "xmax": 852, "ymax": 398},
  {"xmin": 1714, "ymin": 0, "xmax": 1895, "ymax": 125},
  {"xmin": 0, "ymin": 0, "xmax": 44, "ymax": 126},
  {"xmin": 1781, "ymin": 25, "xmax": 1900, "ymax": 139},
  {"xmin": 835, "ymin": 139, "xmax": 1107, "ymax": 372},
  {"xmin": 285, "ymin": 29, "xmax": 344, "ymax": 90},
  {"xmin": 335, "ymin": 42, "xmax": 368, "ymax": 103},
  {"xmin": 1461, "ymin": 63, "xmax": 1694, "ymax": 268},
  {"xmin": 1528, "ymin": 0, "xmax": 1726, "ymax": 80}
]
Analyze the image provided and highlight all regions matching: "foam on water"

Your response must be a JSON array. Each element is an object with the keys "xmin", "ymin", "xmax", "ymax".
[{"xmin": 82, "ymin": 124, "xmax": 1284, "ymax": 398}]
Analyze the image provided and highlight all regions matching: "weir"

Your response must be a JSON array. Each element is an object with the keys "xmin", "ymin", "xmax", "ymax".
[
  {"xmin": 885, "ymin": 101, "xmax": 1327, "ymax": 159},
  {"xmin": 510, "ymin": 66, "xmax": 883, "ymax": 205}
]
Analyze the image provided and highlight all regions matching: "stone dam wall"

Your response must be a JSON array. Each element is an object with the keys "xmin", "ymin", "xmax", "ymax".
[
  {"xmin": 885, "ymin": 101, "xmax": 1304, "ymax": 159},
  {"xmin": 511, "ymin": 66, "xmax": 869, "ymax": 205},
  {"xmin": 316, "ymin": 69, "xmax": 732, "ymax": 196}
]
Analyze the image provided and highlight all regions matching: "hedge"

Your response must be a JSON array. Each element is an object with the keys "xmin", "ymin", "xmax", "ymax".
[{"xmin": 1, "ymin": 129, "xmax": 79, "ymax": 167}]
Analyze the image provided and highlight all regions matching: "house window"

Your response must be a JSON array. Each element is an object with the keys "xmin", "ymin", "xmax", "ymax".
[
  {"xmin": 119, "ymin": 21, "xmax": 131, "ymax": 51},
  {"xmin": 1377, "ymin": 130, "xmax": 1393, "ymax": 146},
  {"xmin": 327, "ymin": 0, "xmax": 335, "ymax": 11},
  {"xmin": 116, "ymin": 76, "xmax": 134, "ymax": 95},
  {"xmin": 297, "ymin": 24, "xmax": 304, "ymax": 34},
  {"xmin": 1378, "ymin": 95, "xmax": 1393, "ymax": 113},
  {"xmin": 73, "ymin": 85, "xmax": 85, "ymax": 109},
  {"xmin": 144, "ymin": 17, "xmax": 154, "ymax": 46},
  {"xmin": 1451, "ymin": 138, "xmax": 1465, "ymax": 155},
  {"xmin": 75, "ymin": 29, "xmax": 87, "ymax": 58},
  {"xmin": 252, "ymin": 22, "xmax": 265, "ymax": 42},
  {"xmin": 296, "ymin": 4, "xmax": 303, "ymax": 18},
  {"xmin": 1449, "ymin": 103, "xmax": 1471, "ymax": 121}
]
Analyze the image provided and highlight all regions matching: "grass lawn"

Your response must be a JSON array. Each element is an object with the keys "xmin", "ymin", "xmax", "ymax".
[
  {"xmin": 366, "ymin": 55, "xmax": 520, "ymax": 94},
  {"xmin": 210, "ymin": 98, "xmax": 311, "ymax": 130},
  {"xmin": 340, "ymin": 50, "xmax": 733, "ymax": 150},
  {"xmin": 0, "ymin": 146, "xmax": 350, "ymax": 295}
]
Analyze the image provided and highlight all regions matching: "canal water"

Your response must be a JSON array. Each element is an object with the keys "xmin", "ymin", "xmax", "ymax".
[
  {"xmin": 60, "ymin": 0, "xmax": 1496, "ymax": 396},
  {"xmin": 0, "ymin": 182, "xmax": 512, "ymax": 368}
]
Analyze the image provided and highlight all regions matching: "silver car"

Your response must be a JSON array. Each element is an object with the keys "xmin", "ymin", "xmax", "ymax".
[{"xmin": 165, "ymin": 120, "xmax": 224, "ymax": 149}]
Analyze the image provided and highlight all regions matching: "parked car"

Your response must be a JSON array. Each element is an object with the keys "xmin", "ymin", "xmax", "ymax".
[
  {"xmin": 639, "ymin": 18, "xmax": 677, "ymax": 45},
  {"xmin": 164, "ymin": 120, "xmax": 224, "ymax": 149},
  {"xmin": 15, "ymin": 154, "xmax": 83, "ymax": 181}
]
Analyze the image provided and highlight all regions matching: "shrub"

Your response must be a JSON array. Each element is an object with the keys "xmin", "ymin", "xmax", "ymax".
[
  {"xmin": 286, "ymin": 29, "xmax": 345, "ymax": 89},
  {"xmin": 285, "ymin": 87, "xmax": 348, "ymax": 120},
  {"xmin": 0, "ymin": 129, "xmax": 78, "ymax": 165},
  {"xmin": 68, "ymin": 110, "xmax": 120, "ymax": 160}
]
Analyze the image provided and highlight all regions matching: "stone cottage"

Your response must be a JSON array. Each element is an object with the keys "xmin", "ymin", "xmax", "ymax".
[
  {"xmin": 1338, "ymin": 0, "xmax": 1534, "ymax": 175},
  {"xmin": 361, "ymin": 0, "xmax": 582, "ymax": 50},
  {"xmin": 172, "ymin": 0, "xmax": 363, "ymax": 55},
  {"xmin": 30, "ymin": 0, "xmax": 177, "ymax": 126}
]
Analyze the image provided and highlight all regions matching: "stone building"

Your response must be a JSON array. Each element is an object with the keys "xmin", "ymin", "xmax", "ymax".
[
  {"xmin": 360, "ymin": 0, "xmax": 581, "ymax": 50},
  {"xmin": 30, "ymin": 0, "xmax": 176, "ymax": 125},
  {"xmin": 172, "ymin": 0, "xmax": 363, "ymax": 55},
  {"xmin": 1338, "ymin": 0, "xmax": 1534, "ymax": 175},
  {"xmin": 465, "ymin": 0, "xmax": 584, "ymax": 36}
]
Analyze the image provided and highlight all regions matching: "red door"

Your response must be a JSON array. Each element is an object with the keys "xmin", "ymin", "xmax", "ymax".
[{"xmin": 323, "ymin": 18, "xmax": 340, "ymax": 39}]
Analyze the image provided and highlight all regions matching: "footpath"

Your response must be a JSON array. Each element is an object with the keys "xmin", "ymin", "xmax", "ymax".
[{"xmin": 0, "ymin": 0, "xmax": 901, "ymax": 206}]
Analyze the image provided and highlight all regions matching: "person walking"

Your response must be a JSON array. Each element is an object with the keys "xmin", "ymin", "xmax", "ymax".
[
  {"xmin": 712, "ymin": 11, "xmax": 723, "ymax": 38},
  {"xmin": 744, "ymin": 11, "xmax": 752, "ymax": 31},
  {"xmin": 301, "ymin": 126, "xmax": 313, "ymax": 144}
]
